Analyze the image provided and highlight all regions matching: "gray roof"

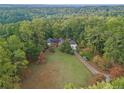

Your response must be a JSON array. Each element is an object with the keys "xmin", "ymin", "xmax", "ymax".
[
  {"xmin": 70, "ymin": 40, "xmax": 76, "ymax": 44},
  {"xmin": 47, "ymin": 38, "xmax": 64, "ymax": 43}
]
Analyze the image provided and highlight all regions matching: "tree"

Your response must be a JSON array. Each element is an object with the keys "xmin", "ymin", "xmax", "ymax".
[
  {"xmin": 38, "ymin": 52, "xmax": 46, "ymax": 64},
  {"xmin": 18, "ymin": 20, "xmax": 47, "ymax": 61},
  {"xmin": 87, "ymin": 77, "xmax": 124, "ymax": 89},
  {"xmin": 104, "ymin": 17, "xmax": 124, "ymax": 64},
  {"xmin": 7, "ymin": 35, "xmax": 24, "ymax": 52},
  {"xmin": 31, "ymin": 18, "xmax": 47, "ymax": 51},
  {"xmin": 59, "ymin": 40, "xmax": 74, "ymax": 55},
  {"xmin": 61, "ymin": 17, "xmax": 85, "ymax": 40},
  {"xmin": 6, "ymin": 35, "xmax": 28, "ymax": 69},
  {"xmin": 0, "ymin": 46, "xmax": 20, "ymax": 88},
  {"xmin": 84, "ymin": 16, "xmax": 106, "ymax": 55}
]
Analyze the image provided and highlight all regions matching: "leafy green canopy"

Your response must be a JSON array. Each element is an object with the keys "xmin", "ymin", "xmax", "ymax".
[{"xmin": 88, "ymin": 77, "xmax": 124, "ymax": 89}]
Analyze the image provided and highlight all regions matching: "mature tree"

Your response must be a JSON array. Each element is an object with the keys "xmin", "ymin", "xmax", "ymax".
[
  {"xmin": 104, "ymin": 17, "xmax": 124, "ymax": 64},
  {"xmin": 88, "ymin": 77, "xmax": 124, "ymax": 89},
  {"xmin": 0, "ymin": 46, "xmax": 20, "ymax": 88},
  {"xmin": 104, "ymin": 31, "xmax": 124, "ymax": 64},
  {"xmin": 6, "ymin": 35, "xmax": 28, "ymax": 69},
  {"xmin": 83, "ymin": 16, "xmax": 106, "ymax": 55},
  {"xmin": 59, "ymin": 40, "xmax": 74, "ymax": 55}
]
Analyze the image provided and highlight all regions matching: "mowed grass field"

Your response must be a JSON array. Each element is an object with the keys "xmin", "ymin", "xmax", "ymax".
[{"xmin": 22, "ymin": 49, "xmax": 92, "ymax": 89}]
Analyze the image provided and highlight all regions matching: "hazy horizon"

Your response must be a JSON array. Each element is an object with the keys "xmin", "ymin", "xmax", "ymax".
[{"xmin": 0, "ymin": 4, "xmax": 124, "ymax": 8}]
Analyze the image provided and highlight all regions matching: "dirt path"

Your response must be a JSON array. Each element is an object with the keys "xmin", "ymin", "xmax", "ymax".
[{"xmin": 74, "ymin": 52, "xmax": 111, "ymax": 82}]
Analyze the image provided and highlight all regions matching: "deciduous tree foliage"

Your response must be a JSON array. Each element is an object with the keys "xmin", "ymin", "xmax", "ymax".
[
  {"xmin": 0, "ymin": 5, "xmax": 124, "ymax": 88},
  {"xmin": 88, "ymin": 77, "xmax": 124, "ymax": 89},
  {"xmin": 0, "ymin": 46, "xmax": 20, "ymax": 88},
  {"xmin": 0, "ymin": 18, "xmax": 49, "ymax": 88},
  {"xmin": 59, "ymin": 40, "xmax": 74, "ymax": 55}
]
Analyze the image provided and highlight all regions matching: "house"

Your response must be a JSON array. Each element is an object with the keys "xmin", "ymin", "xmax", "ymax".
[
  {"xmin": 47, "ymin": 38, "xmax": 64, "ymax": 47},
  {"xmin": 58, "ymin": 38, "xmax": 64, "ymax": 45},
  {"xmin": 69, "ymin": 39, "xmax": 77, "ymax": 50},
  {"xmin": 47, "ymin": 38, "xmax": 53, "ymax": 46}
]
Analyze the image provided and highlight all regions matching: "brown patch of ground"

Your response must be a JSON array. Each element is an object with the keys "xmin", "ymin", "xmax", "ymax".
[{"xmin": 22, "ymin": 62, "xmax": 61, "ymax": 89}]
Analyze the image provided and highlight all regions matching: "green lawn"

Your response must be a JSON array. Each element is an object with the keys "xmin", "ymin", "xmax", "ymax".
[{"xmin": 22, "ymin": 49, "xmax": 92, "ymax": 89}]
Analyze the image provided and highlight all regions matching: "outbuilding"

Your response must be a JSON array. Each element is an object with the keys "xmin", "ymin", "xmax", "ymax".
[{"xmin": 69, "ymin": 40, "xmax": 77, "ymax": 50}]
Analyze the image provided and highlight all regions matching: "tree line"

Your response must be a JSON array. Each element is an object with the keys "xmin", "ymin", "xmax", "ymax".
[
  {"xmin": 0, "ymin": 5, "xmax": 124, "ymax": 24},
  {"xmin": 0, "ymin": 18, "xmax": 49, "ymax": 88},
  {"xmin": 0, "ymin": 6, "xmax": 124, "ymax": 88}
]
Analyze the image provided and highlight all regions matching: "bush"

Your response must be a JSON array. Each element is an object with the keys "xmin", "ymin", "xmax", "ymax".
[
  {"xmin": 112, "ymin": 77, "xmax": 124, "ymax": 89},
  {"xmin": 80, "ymin": 51, "xmax": 93, "ymax": 60},
  {"xmin": 88, "ymin": 74, "xmax": 105, "ymax": 85},
  {"xmin": 88, "ymin": 77, "xmax": 124, "ymax": 89},
  {"xmin": 64, "ymin": 83, "xmax": 78, "ymax": 89},
  {"xmin": 109, "ymin": 65, "xmax": 124, "ymax": 79},
  {"xmin": 59, "ymin": 41, "xmax": 74, "ymax": 55},
  {"xmin": 38, "ymin": 52, "xmax": 46, "ymax": 64},
  {"xmin": 92, "ymin": 55, "xmax": 107, "ymax": 70},
  {"xmin": 88, "ymin": 81, "xmax": 114, "ymax": 89}
]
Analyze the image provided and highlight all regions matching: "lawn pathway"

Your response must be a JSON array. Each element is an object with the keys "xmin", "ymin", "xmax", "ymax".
[{"xmin": 22, "ymin": 49, "xmax": 92, "ymax": 88}]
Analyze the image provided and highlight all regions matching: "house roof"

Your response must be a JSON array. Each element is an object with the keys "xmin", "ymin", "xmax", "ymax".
[
  {"xmin": 69, "ymin": 40, "xmax": 77, "ymax": 45},
  {"xmin": 47, "ymin": 38, "xmax": 53, "ymax": 43},
  {"xmin": 47, "ymin": 38, "xmax": 64, "ymax": 43},
  {"xmin": 52, "ymin": 38, "xmax": 60, "ymax": 43}
]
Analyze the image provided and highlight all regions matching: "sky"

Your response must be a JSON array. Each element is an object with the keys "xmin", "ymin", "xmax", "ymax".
[{"xmin": 0, "ymin": 0, "xmax": 124, "ymax": 4}]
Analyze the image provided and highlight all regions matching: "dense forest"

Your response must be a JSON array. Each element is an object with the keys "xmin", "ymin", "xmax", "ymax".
[
  {"xmin": 0, "ymin": 5, "xmax": 124, "ymax": 89},
  {"xmin": 0, "ymin": 5, "xmax": 124, "ymax": 24}
]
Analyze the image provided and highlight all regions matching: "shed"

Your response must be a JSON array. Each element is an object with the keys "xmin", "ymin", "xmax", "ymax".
[{"xmin": 69, "ymin": 40, "xmax": 77, "ymax": 50}]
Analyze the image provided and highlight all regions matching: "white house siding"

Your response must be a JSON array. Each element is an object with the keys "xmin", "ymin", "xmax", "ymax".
[
  {"xmin": 70, "ymin": 44, "xmax": 77, "ymax": 50},
  {"xmin": 47, "ymin": 43, "xmax": 51, "ymax": 46}
]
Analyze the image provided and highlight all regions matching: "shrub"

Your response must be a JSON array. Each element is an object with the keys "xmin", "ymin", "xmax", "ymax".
[
  {"xmin": 88, "ymin": 77, "xmax": 124, "ymax": 89},
  {"xmin": 79, "ymin": 51, "xmax": 83, "ymax": 56},
  {"xmin": 112, "ymin": 77, "xmax": 124, "ymax": 89},
  {"xmin": 38, "ymin": 52, "xmax": 46, "ymax": 64},
  {"xmin": 88, "ymin": 81, "xmax": 114, "ymax": 89},
  {"xmin": 92, "ymin": 55, "xmax": 107, "ymax": 70},
  {"xmin": 109, "ymin": 65, "xmax": 124, "ymax": 79},
  {"xmin": 59, "ymin": 41, "xmax": 74, "ymax": 55},
  {"xmin": 64, "ymin": 83, "xmax": 78, "ymax": 89},
  {"xmin": 80, "ymin": 51, "xmax": 93, "ymax": 60},
  {"xmin": 88, "ymin": 74, "xmax": 105, "ymax": 85}
]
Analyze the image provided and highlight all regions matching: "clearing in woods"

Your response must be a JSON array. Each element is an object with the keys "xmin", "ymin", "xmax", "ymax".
[{"xmin": 22, "ymin": 49, "xmax": 92, "ymax": 89}]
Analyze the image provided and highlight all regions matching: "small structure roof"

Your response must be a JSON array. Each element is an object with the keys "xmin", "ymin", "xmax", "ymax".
[
  {"xmin": 47, "ymin": 38, "xmax": 64, "ymax": 43},
  {"xmin": 69, "ymin": 40, "xmax": 77, "ymax": 45}
]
